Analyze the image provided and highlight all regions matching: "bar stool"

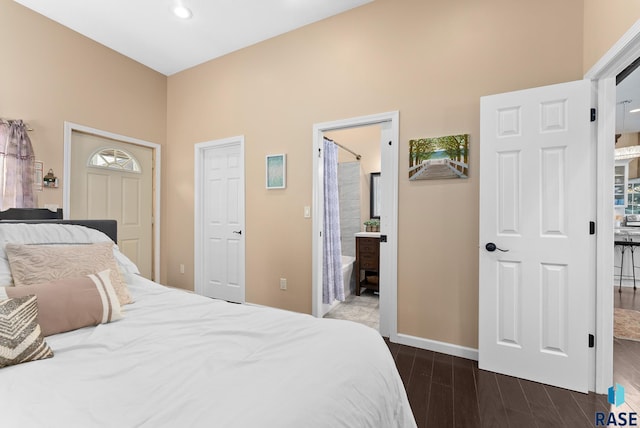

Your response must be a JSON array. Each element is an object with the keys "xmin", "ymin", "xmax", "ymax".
[{"xmin": 614, "ymin": 240, "xmax": 640, "ymax": 293}]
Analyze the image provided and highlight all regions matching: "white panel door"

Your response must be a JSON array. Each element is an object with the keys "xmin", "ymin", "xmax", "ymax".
[
  {"xmin": 70, "ymin": 132, "xmax": 154, "ymax": 279},
  {"xmin": 479, "ymin": 80, "xmax": 593, "ymax": 392},
  {"xmin": 200, "ymin": 142, "xmax": 245, "ymax": 303}
]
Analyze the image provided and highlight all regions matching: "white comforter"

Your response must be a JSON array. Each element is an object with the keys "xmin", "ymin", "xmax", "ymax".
[{"xmin": 1, "ymin": 274, "xmax": 415, "ymax": 428}]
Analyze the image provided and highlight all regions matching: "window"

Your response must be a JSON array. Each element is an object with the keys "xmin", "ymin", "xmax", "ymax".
[{"xmin": 88, "ymin": 148, "xmax": 141, "ymax": 173}]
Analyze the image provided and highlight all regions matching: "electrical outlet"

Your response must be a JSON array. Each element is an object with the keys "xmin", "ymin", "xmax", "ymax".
[
  {"xmin": 180, "ymin": 264, "xmax": 185, "ymax": 274},
  {"xmin": 280, "ymin": 278, "xmax": 287, "ymax": 290}
]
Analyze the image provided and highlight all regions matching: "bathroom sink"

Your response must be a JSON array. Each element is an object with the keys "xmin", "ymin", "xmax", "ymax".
[{"xmin": 355, "ymin": 232, "xmax": 381, "ymax": 238}]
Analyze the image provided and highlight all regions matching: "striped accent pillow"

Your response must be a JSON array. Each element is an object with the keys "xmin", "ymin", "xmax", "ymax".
[
  {"xmin": 0, "ymin": 294, "xmax": 54, "ymax": 368},
  {"xmin": 0, "ymin": 270, "xmax": 123, "ymax": 337}
]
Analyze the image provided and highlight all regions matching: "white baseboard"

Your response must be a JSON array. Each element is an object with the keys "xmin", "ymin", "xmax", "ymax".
[
  {"xmin": 615, "ymin": 280, "xmax": 640, "ymax": 288},
  {"xmin": 392, "ymin": 333, "xmax": 479, "ymax": 361}
]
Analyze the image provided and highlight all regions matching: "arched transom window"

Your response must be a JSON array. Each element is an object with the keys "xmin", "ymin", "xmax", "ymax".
[{"xmin": 88, "ymin": 148, "xmax": 141, "ymax": 173}]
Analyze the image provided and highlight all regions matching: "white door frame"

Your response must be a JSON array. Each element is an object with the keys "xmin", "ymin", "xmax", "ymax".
[
  {"xmin": 194, "ymin": 136, "xmax": 246, "ymax": 302},
  {"xmin": 63, "ymin": 122, "xmax": 161, "ymax": 281},
  {"xmin": 586, "ymin": 20, "xmax": 640, "ymax": 394},
  {"xmin": 312, "ymin": 111, "xmax": 399, "ymax": 339}
]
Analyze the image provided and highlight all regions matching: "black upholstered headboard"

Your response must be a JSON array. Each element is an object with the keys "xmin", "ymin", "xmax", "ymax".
[
  {"xmin": 0, "ymin": 219, "xmax": 118, "ymax": 243},
  {"xmin": 0, "ymin": 208, "xmax": 63, "ymax": 220}
]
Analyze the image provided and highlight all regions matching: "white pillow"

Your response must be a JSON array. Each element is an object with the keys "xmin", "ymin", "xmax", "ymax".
[
  {"xmin": 113, "ymin": 250, "xmax": 141, "ymax": 275},
  {"xmin": 0, "ymin": 223, "xmax": 140, "ymax": 286}
]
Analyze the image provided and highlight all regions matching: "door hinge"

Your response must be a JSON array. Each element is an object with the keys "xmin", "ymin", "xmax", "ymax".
[
  {"xmin": 589, "ymin": 334, "xmax": 595, "ymax": 348},
  {"xmin": 589, "ymin": 221, "xmax": 596, "ymax": 235},
  {"xmin": 590, "ymin": 108, "xmax": 597, "ymax": 122},
  {"xmin": 318, "ymin": 148, "xmax": 322, "ymax": 158}
]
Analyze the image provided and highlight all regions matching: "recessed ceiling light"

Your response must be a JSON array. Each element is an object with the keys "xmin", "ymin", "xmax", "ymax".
[{"xmin": 172, "ymin": 5, "xmax": 192, "ymax": 19}]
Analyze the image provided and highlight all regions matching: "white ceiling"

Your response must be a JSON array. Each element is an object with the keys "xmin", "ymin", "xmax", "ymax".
[
  {"xmin": 14, "ymin": 0, "xmax": 640, "ymax": 133},
  {"xmin": 617, "ymin": 65, "xmax": 640, "ymax": 134},
  {"xmin": 13, "ymin": 0, "xmax": 373, "ymax": 76}
]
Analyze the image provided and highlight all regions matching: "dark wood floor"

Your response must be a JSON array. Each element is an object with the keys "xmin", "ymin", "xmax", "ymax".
[{"xmin": 383, "ymin": 288, "xmax": 640, "ymax": 427}]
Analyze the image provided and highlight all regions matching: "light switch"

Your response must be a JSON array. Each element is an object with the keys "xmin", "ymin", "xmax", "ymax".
[{"xmin": 304, "ymin": 206, "xmax": 311, "ymax": 218}]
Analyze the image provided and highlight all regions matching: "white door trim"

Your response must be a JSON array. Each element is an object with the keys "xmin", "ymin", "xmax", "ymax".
[
  {"xmin": 585, "ymin": 19, "xmax": 640, "ymax": 394},
  {"xmin": 312, "ymin": 111, "xmax": 399, "ymax": 340},
  {"xmin": 63, "ymin": 122, "xmax": 161, "ymax": 282},
  {"xmin": 194, "ymin": 136, "xmax": 246, "ymax": 302}
]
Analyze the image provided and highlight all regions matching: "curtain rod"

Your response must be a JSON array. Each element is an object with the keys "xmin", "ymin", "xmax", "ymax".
[
  {"xmin": 324, "ymin": 137, "xmax": 361, "ymax": 160},
  {"xmin": 1, "ymin": 118, "xmax": 34, "ymax": 131}
]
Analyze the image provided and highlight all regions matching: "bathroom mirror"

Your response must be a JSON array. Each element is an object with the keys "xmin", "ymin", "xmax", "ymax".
[{"xmin": 370, "ymin": 172, "xmax": 380, "ymax": 219}]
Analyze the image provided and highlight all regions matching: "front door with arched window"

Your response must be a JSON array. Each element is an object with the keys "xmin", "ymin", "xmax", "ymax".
[{"xmin": 70, "ymin": 131, "xmax": 154, "ymax": 279}]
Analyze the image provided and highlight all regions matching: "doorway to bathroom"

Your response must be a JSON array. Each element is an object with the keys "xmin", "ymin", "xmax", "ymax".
[
  {"xmin": 322, "ymin": 124, "xmax": 382, "ymax": 330},
  {"xmin": 311, "ymin": 111, "xmax": 399, "ymax": 339}
]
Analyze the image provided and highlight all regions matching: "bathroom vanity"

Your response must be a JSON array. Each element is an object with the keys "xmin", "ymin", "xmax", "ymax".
[{"xmin": 355, "ymin": 232, "xmax": 380, "ymax": 296}]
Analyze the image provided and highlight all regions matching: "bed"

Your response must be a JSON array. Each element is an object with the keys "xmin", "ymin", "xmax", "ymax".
[{"xmin": 0, "ymin": 220, "xmax": 416, "ymax": 428}]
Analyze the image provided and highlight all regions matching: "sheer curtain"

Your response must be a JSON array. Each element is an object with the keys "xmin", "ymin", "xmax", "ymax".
[
  {"xmin": 0, "ymin": 119, "xmax": 36, "ymax": 210},
  {"xmin": 323, "ymin": 138, "xmax": 344, "ymax": 304}
]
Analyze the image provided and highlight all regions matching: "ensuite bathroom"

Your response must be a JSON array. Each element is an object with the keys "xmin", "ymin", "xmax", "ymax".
[{"xmin": 321, "ymin": 124, "xmax": 381, "ymax": 330}]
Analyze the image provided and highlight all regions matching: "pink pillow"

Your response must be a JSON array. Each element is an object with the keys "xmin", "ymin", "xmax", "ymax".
[{"xmin": 0, "ymin": 270, "xmax": 123, "ymax": 336}]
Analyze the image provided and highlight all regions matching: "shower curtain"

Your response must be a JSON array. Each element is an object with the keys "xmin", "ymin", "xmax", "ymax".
[
  {"xmin": 323, "ymin": 138, "xmax": 345, "ymax": 304},
  {"xmin": 0, "ymin": 119, "xmax": 36, "ymax": 210}
]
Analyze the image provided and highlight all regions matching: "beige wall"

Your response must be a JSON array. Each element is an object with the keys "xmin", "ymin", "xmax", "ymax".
[
  {"xmin": 583, "ymin": 1, "xmax": 640, "ymax": 73},
  {"xmin": 167, "ymin": 0, "xmax": 584, "ymax": 347},
  {"xmin": 0, "ymin": 0, "xmax": 166, "ymax": 219},
  {"xmin": 10, "ymin": 0, "xmax": 639, "ymax": 350}
]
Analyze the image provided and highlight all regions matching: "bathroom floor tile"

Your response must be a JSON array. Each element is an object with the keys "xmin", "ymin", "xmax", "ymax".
[{"xmin": 323, "ymin": 290, "xmax": 379, "ymax": 330}]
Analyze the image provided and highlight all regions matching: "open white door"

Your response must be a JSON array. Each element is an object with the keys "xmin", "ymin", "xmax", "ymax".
[{"xmin": 479, "ymin": 79, "xmax": 593, "ymax": 392}]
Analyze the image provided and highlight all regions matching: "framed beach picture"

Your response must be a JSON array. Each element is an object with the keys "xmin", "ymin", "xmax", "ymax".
[
  {"xmin": 266, "ymin": 154, "xmax": 286, "ymax": 189},
  {"xmin": 408, "ymin": 134, "xmax": 469, "ymax": 180}
]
